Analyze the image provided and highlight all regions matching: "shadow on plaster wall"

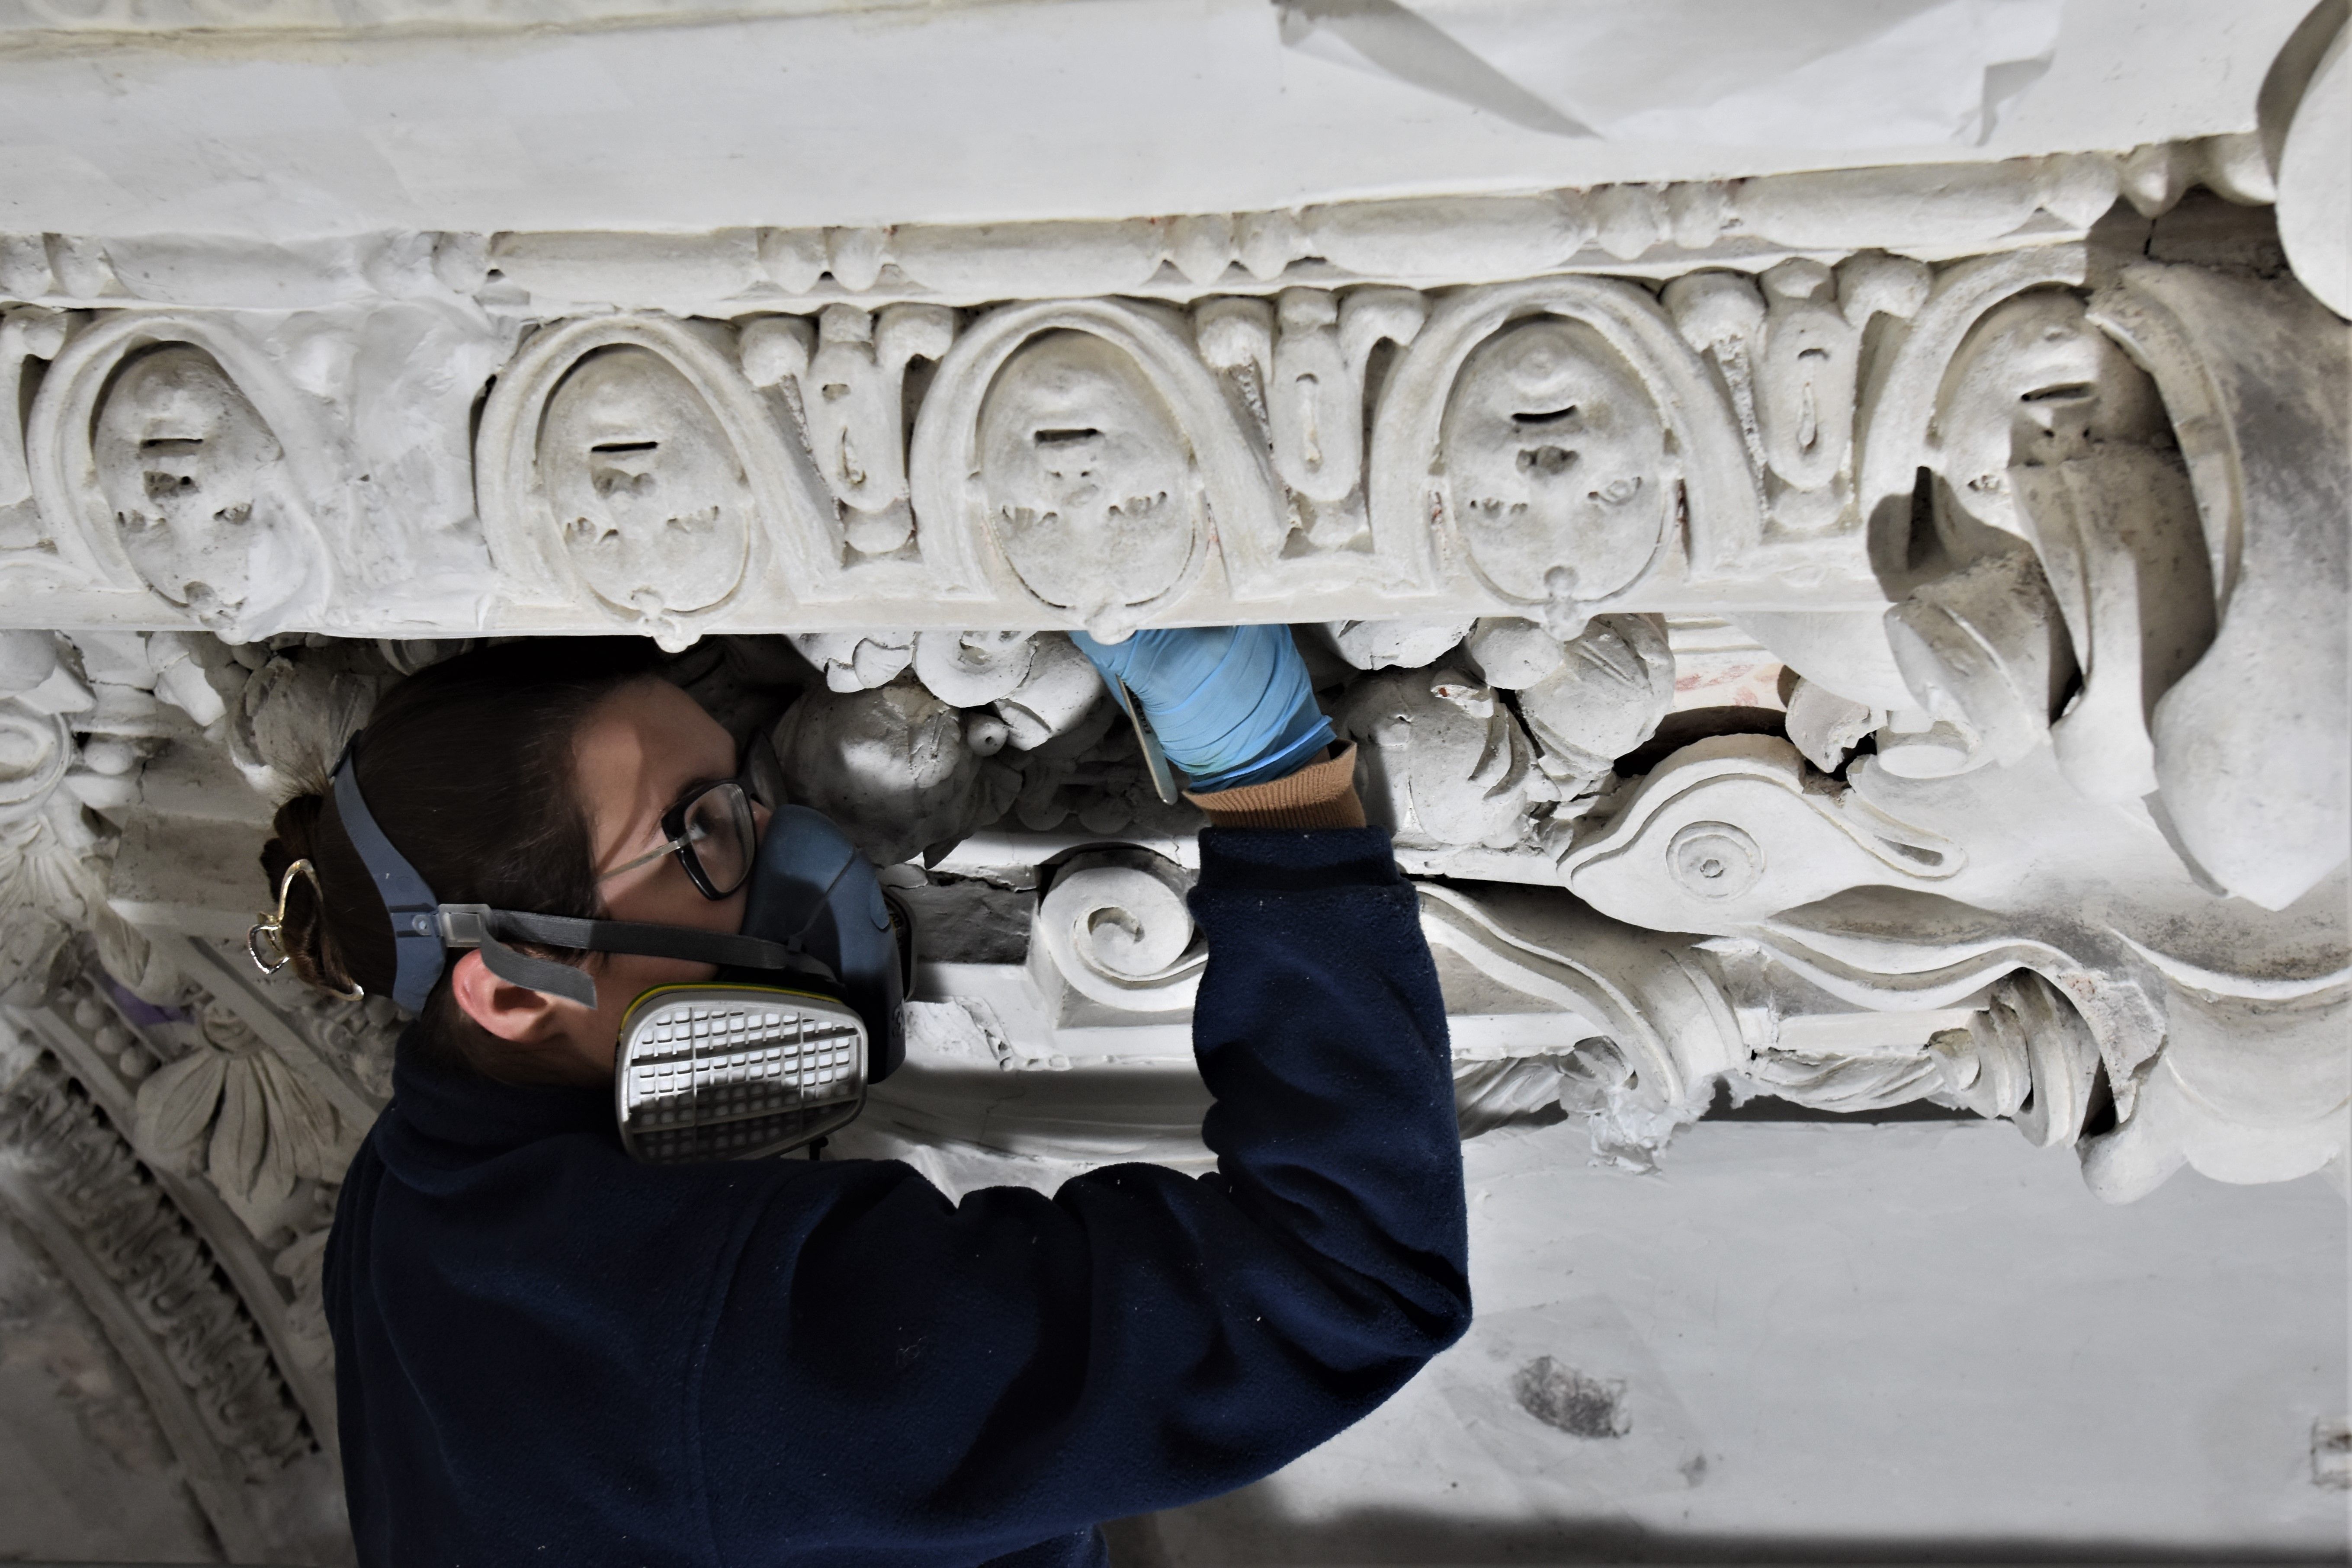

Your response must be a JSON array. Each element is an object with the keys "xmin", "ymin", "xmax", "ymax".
[
  {"xmin": 1698, "ymin": 1082, "xmax": 1974, "ymax": 1124},
  {"xmin": 1104, "ymin": 1499, "xmax": 2349, "ymax": 1567}
]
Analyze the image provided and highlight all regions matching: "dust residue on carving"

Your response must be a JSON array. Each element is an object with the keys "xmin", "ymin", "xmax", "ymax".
[{"xmin": 1510, "ymin": 1354, "xmax": 1632, "ymax": 1439}]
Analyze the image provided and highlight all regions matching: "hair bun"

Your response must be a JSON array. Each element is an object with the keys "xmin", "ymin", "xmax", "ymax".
[{"xmin": 260, "ymin": 791, "xmax": 363, "ymax": 999}]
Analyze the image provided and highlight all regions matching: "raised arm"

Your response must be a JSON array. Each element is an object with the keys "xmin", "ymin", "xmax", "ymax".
[{"xmin": 697, "ymin": 630, "xmax": 1469, "ymax": 1564}]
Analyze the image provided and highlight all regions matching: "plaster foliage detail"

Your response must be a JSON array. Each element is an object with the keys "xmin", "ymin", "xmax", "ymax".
[
  {"xmin": 0, "ymin": 196, "xmax": 2335, "ymax": 1196},
  {"xmin": 0, "ymin": 1011, "xmax": 341, "ymax": 1560},
  {"xmin": 0, "ymin": 1052, "xmax": 311, "ymax": 1470},
  {"xmin": 0, "ymin": 936, "xmax": 387, "ymax": 1544},
  {"xmin": 0, "ymin": 199, "xmax": 2328, "ymax": 659},
  {"xmin": 0, "ymin": 136, "xmax": 2345, "ymax": 1547},
  {"xmin": 132, "ymin": 994, "xmax": 353, "ymax": 1228},
  {"xmin": 0, "ymin": 615, "xmax": 399, "ymax": 1551}
]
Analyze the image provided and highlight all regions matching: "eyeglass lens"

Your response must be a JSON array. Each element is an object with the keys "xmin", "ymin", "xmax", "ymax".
[{"xmin": 680, "ymin": 782, "xmax": 757, "ymax": 897}]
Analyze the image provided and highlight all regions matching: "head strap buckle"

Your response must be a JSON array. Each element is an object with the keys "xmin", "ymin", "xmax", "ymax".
[{"xmin": 334, "ymin": 734, "xmax": 452, "ymax": 1013}]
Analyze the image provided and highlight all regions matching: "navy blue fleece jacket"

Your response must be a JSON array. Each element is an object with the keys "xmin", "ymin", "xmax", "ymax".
[{"xmin": 324, "ymin": 826, "xmax": 1470, "ymax": 1566}]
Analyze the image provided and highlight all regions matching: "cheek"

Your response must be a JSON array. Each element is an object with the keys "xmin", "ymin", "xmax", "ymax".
[
  {"xmin": 608, "ymin": 861, "xmax": 749, "ymax": 933},
  {"xmin": 601, "ymin": 946, "xmax": 711, "ymax": 1004},
  {"xmin": 1444, "ymin": 434, "xmax": 1525, "ymax": 505},
  {"xmin": 1583, "ymin": 419, "xmax": 1660, "ymax": 482},
  {"xmin": 982, "ymin": 449, "xmax": 1050, "ymax": 512},
  {"xmin": 592, "ymin": 931, "xmax": 737, "ymax": 1042}
]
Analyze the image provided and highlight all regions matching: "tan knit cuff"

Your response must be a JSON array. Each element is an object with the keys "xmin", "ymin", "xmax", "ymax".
[{"xmin": 1186, "ymin": 742, "xmax": 1367, "ymax": 829}]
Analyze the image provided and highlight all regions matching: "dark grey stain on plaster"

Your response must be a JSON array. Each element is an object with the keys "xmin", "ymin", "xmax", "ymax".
[{"xmin": 1510, "ymin": 1355, "xmax": 1632, "ymax": 1440}]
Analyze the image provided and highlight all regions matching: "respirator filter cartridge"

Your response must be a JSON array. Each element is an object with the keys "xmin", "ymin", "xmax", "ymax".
[{"xmin": 614, "ymin": 984, "xmax": 868, "ymax": 1163}]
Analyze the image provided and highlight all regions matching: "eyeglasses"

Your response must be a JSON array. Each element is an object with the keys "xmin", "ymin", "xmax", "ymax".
[{"xmin": 598, "ymin": 736, "xmax": 784, "ymax": 902}]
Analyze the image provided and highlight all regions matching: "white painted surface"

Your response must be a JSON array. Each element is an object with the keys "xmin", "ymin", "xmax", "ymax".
[
  {"xmin": 1117, "ymin": 1116, "xmax": 2352, "ymax": 1559},
  {"xmin": 2278, "ymin": 16, "xmax": 2351, "ymax": 317},
  {"xmin": 0, "ymin": 0, "xmax": 2318, "ymax": 238}
]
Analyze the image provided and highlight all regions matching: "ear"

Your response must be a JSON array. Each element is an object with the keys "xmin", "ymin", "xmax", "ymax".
[{"xmin": 448, "ymin": 948, "xmax": 569, "ymax": 1045}]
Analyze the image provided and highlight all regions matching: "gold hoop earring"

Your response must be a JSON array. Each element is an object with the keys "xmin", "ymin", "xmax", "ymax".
[{"xmin": 247, "ymin": 858, "xmax": 365, "ymax": 1001}]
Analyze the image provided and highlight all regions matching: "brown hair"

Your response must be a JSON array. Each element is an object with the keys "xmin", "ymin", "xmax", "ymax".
[{"xmin": 259, "ymin": 638, "xmax": 661, "ymax": 1077}]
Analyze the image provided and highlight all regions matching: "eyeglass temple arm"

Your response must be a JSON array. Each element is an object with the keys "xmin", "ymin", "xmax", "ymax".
[{"xmin": 597, "ymin": 832, "xmax": 691, "ymax": 884}]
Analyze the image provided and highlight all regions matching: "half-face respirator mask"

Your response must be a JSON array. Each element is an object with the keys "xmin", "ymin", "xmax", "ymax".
[{"xmin": 255, "ymin": 734, "xmax": 908, "ymax": 1163}]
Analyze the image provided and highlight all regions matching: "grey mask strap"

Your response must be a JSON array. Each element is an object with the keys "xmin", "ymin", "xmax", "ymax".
[
  {"xmin": 335, "ymin": 737, "xmax": 841, "ymax": 1016},
  {"xmin": 472, "ymin": 928, "xmax": 600, "ymax": 1010},
  {"xmin": 332, "ymin": 739, "xmax": 448, "ymax": 1014},
  {"xmin": 438, "ymin": 908, "xmax": 841, "ymax": 1013}
]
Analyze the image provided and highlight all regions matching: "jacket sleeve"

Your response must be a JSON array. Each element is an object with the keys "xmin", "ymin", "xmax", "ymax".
[{"xmin": 695, "ymin": 826, "xmax": 1469, "ymax": 1565}]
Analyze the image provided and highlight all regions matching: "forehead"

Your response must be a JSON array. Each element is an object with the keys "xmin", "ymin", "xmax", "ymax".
[
  {"xmin": 98, "ymin": 346, "xmax": 250, "ymax": 426},
  {"xmin": 574, "ymin": 679, "xmax": 734, "ymax": 816},
  {"xmin": 982, "ymin": 332, "xmax": 1170, "ymax": 426},
  {"xmin": 1943, "ymin": 292, "xmax": 2106, "ymax": 392},
  {"xmin": 1461, "ymin": 317, "xmax": 1644, "ymax": 397},
  {"xmin": 579, "ymin": 676, "xmax": 728, "ymax": 749},
  {"xmin": 544, "ymin": 346, "xmax": 709, "ymax": 426}
]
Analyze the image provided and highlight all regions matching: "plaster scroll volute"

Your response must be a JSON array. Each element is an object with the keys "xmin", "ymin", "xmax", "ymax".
[
  {"xmin": 25, "ymin": 313, "xmax": 340, "ymax": 639},
  {"xmin": 1032, "ymin": 848, "xmax": 1204, "ymax": 1015},
  {"xmin": 1370, "ymin": 278, "xmax": 1759, "ymax": 638},
  {"xmin": 0, "ymin": 306, "xmax": 68, "ymax": 519},
  {"xmin": 1560, "ymin": 734, "xmax": 1961, "ymax": 934},
  {"xmin": 910, "ymin": 300, "xmax": 1271, "ymax": 640},
  {"xmin": 476, "ymin": 314, "xmax": 834, "ymax": 648},
  {"xmin": 1415, "ymin": 881, "xmax": 1745, "ymax": 1119},
  {"xmin": 1743, "ymin": 884, "xmax": 2172, "ymax": 1105},
  {"xmin": 2089, "ymin": 263, "xmax": 2352, "ymax": 911}
]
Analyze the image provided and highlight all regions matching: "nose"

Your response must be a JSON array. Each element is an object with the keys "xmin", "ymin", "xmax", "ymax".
[
  {"xmin": 590, "ymin": 441, "xmax": 660, "ymax": 497},
  {"xmin": 1033, "ymin": 427, "xmax": 1105, "ymax": 488},
  {"xmin": 1517, "ymin": 445, "xmax": 1579, "ymax": 478},
  {"xmin": 593, "ymin": 468, "xmax": 658, "ymax": 499}
]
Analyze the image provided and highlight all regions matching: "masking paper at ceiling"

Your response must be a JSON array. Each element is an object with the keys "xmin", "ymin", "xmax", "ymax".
[{"xmin": 1277, "ymin": 0, "xmax": 2064, "ymax": 146}]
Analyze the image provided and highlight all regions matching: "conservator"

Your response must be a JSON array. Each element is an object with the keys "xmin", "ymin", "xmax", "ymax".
[{"xmin": 264, "ymin": 632, "xmax": 1468, "ymax": 1566}]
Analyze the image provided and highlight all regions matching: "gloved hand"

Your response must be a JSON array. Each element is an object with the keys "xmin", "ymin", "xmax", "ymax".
[{"xmin": 1071, "ymin": 625, "xmax": 1335, "ymax": 794}]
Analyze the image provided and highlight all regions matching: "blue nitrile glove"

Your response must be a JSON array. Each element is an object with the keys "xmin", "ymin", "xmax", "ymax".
[{"xmin": 1071, "ymin": 625, "xmax": 1336, "ymax": 793}]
